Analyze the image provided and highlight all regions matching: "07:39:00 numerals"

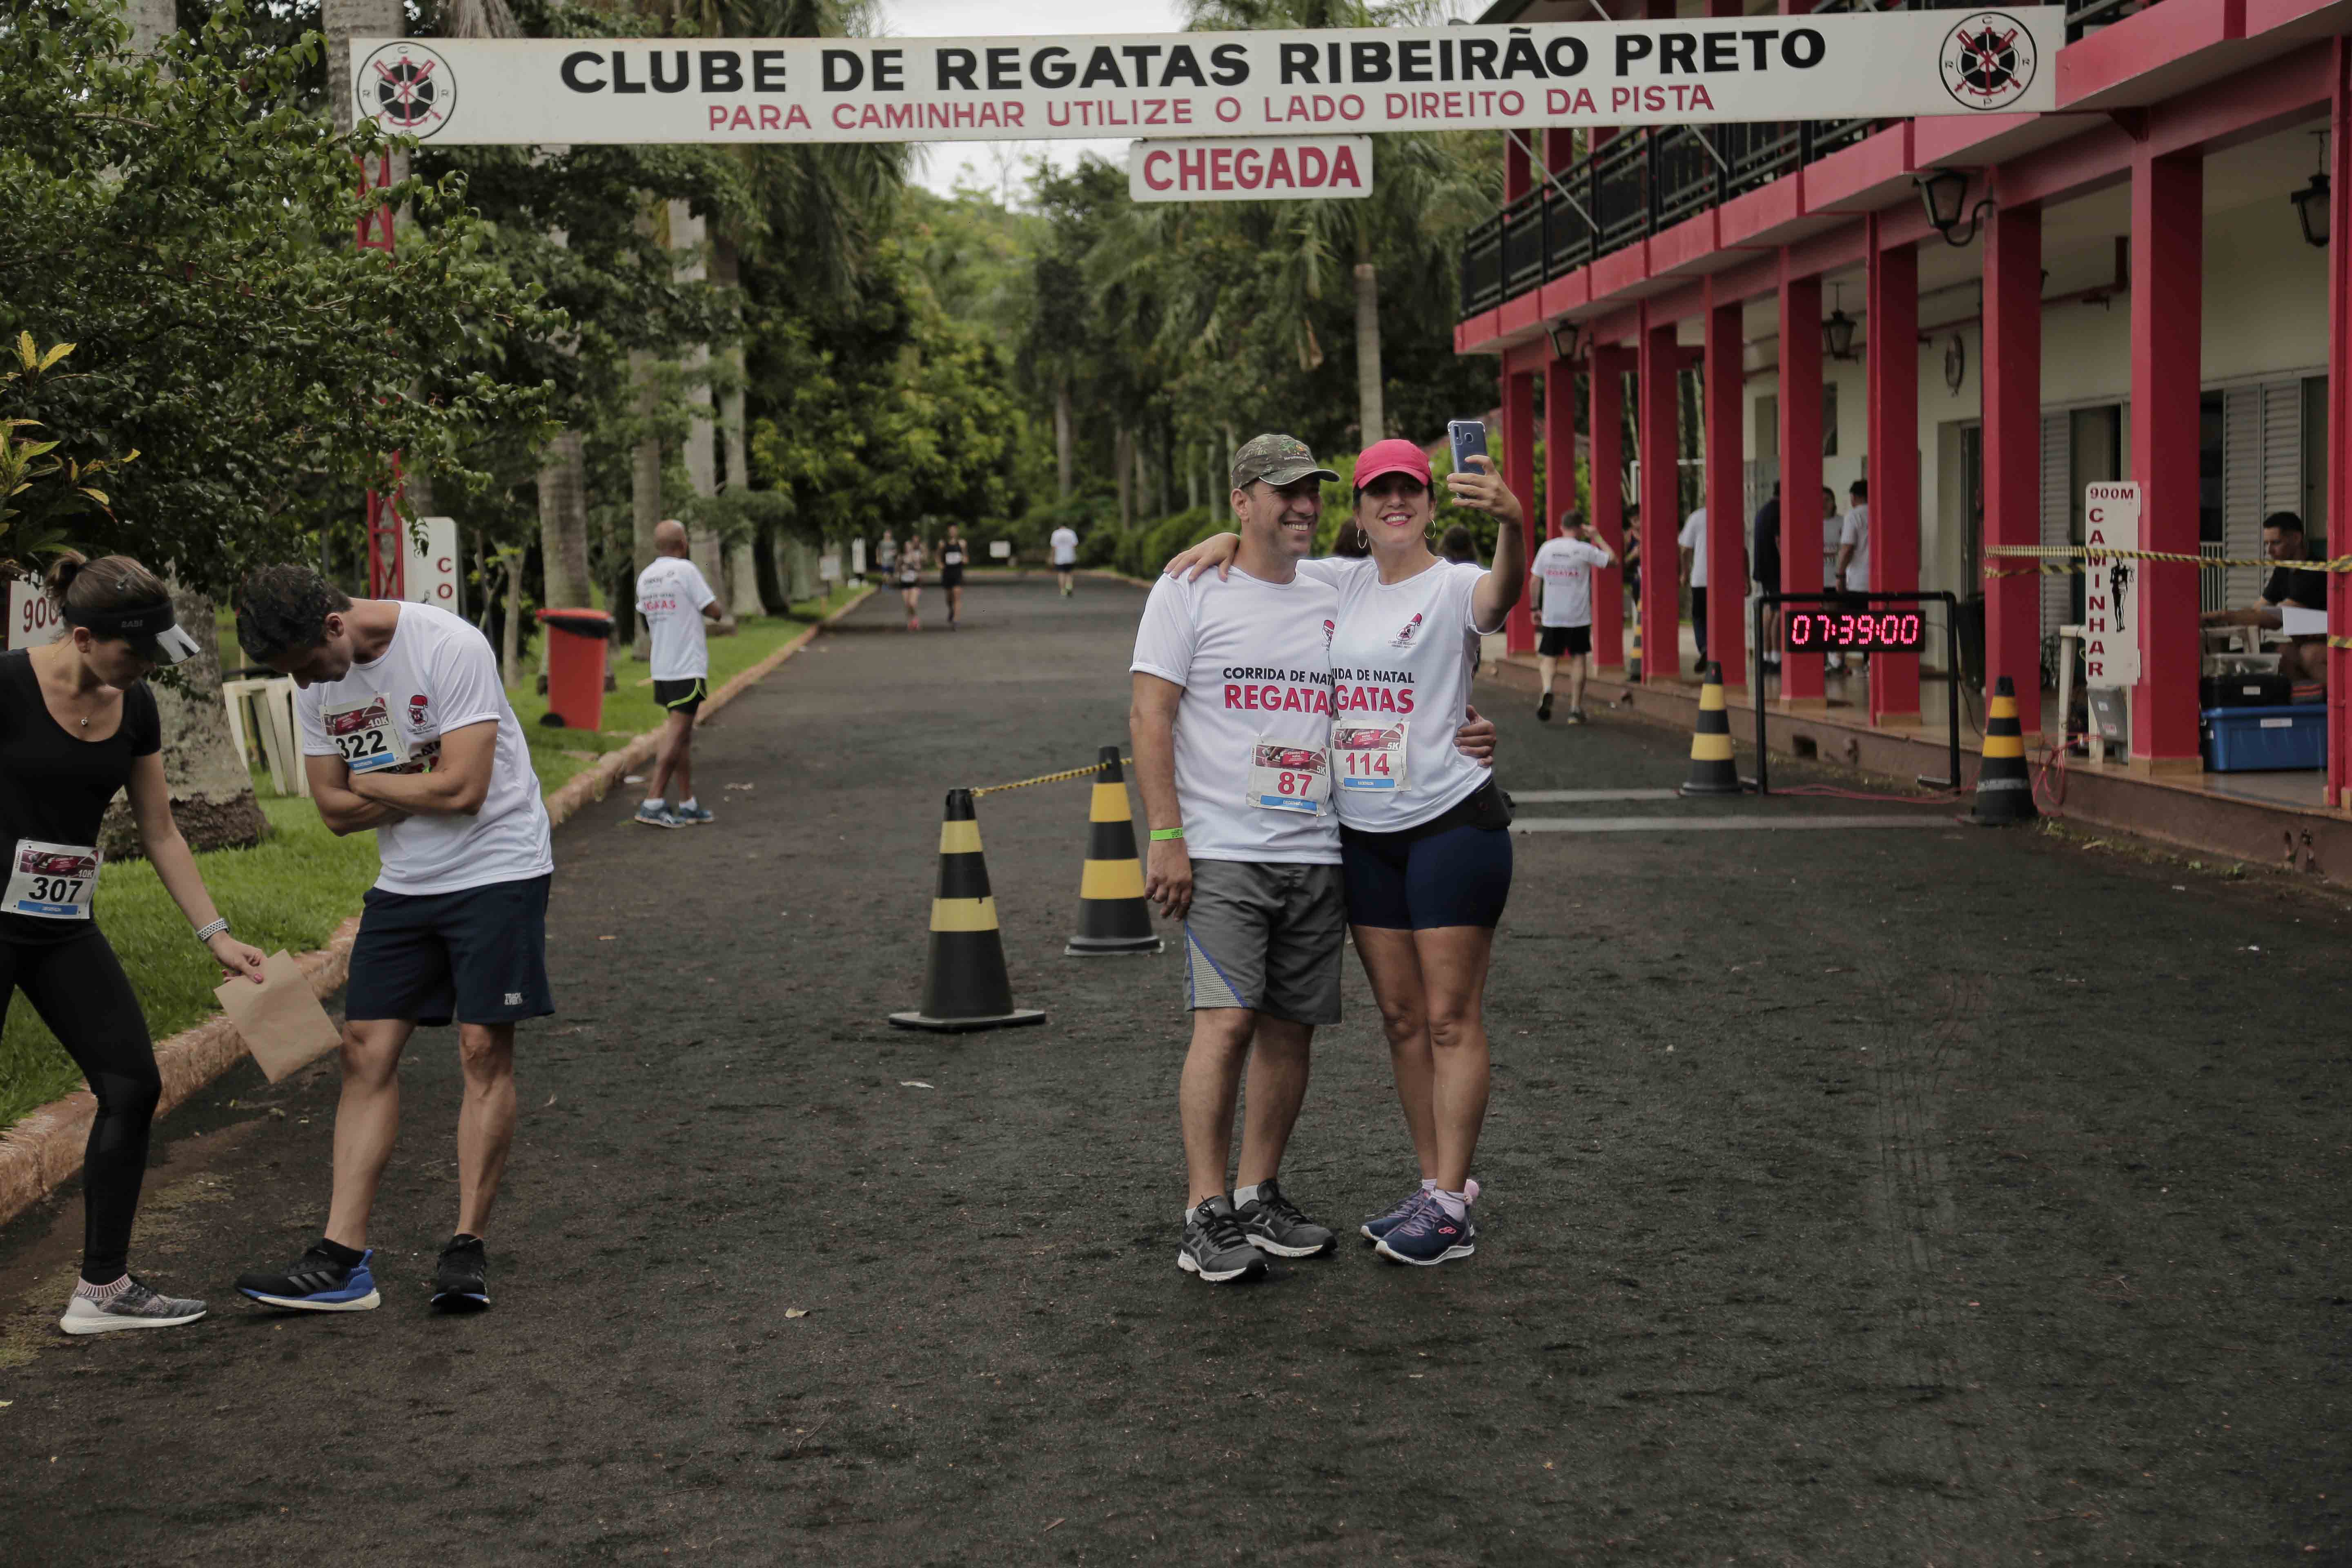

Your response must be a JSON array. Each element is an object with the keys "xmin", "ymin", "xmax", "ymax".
[{"xmin": 1783, "ymin": 611, "xmax": 1924, "ymax": 652}]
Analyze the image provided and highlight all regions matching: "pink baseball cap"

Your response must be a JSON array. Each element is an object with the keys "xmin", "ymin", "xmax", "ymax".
[{"xmin": 1352, "ymin": 438, "xmax": 1432, "ymax": 490}]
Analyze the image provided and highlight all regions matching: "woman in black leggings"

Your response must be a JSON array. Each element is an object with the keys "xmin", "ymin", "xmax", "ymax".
[{"xmin": 3, "ymin": 552, "xmax": 266, "ymax": 1334}]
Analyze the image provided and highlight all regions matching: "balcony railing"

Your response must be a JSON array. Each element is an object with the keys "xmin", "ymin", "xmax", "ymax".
[{"xmin": 1459, "ymin": 0, "xmax": 2164, "ymax": 322}]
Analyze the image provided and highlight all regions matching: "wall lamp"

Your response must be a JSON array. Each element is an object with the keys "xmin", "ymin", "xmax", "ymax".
[
  {"xmin": 1548, "ymin": 321, "xmax": 1582, "ymax": 362},
  {"xmin": 1824, "ymin": 283, "xmax": 1856, "ymax": 361},
  {"xmin": 1915, "ymin": 167, "xmax": 1993, "ymax": 247},
  {"xmin": 2292, "ymin": 130, "xmax": 2330, "ymax": 249}
]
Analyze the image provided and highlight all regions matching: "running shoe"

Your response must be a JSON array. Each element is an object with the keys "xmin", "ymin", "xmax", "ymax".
[
  {"xmin": 1537, "ymin": 691, "xmax": 1554, "ymax": 722},
  {"xmin": 1177, "ymin": 1196, "xmax": 1269, "ymax": 1284},
  {"xmin": 58, "ymin": 1276, "xmax": 207, "ymax": 1335},
  {"xmin": 1359, "ymin": 1176, "xmax": 1479, "ymax": 1243},
  {"xmin": 431, "ymin": 1234, "xmax": 490, "ymax": 1313},
  {"xmin": 1374, "ymin": 1198, "xmax": 1477, "ymax": 1267},
  {"xmin": 1569, "ymin": 708, "xmax": 1590, "ymax": 725},
  {"xmin": 1234, "ymin": 1180, "xmax": 1335, "ymax": 1258},
  {"xmin": 236, "ymin": 1244, "xmax": 381, "ymax": 1311},
  {"xmin": 634, "ymin": 801, "xmax": 681, "ymax": 829},
  {"xmin": 670, "ymin": 802, "xmax": 715, "ymax": 826}
]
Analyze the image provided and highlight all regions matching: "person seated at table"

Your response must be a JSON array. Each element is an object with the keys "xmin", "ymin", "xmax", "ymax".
[{"xmin": 2201, "ymin": 512, "xmax": 2331, "ymax": 684}]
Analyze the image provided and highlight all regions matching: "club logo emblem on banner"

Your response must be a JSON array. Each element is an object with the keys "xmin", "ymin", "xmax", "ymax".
[
  {"xmin": 361, "ymin": 42, "xmax": 456, "ymax": 137},
  {"xmin": 1939, "ymin": 14, "xmax": 2036, "ymax": 110}
]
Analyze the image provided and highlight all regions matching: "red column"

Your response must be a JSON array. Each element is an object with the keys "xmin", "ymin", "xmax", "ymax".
[
  {"xmin": 1704, "ymin": 280, "xmax": 1747, "ymax": 686},
  {"xmin": 1503, "ymin": 365, "xmax": 1538, "ymax": 656},
  {"xmin": 1865, "ymin": 215, "xmax": 1922, "ymax": 723},
  {"xmin": 1778, "ymin": 260, "xmax": 1824, "ymax": 703},
  {"xmin": 1983, "ymin": 199, "xmax": 2044, "ymax": 737},
  {"xmin": 2330, "ymin": 41, "xmax": 2352, "ymax": 806},
  {"xmin": 2130, "ymin": 149, "xmax": 2204, "ymax": 764},
  {"xmin": 1591, "ymin": 343, "xmax": 1631, "ymax": 673},
  {"xmin": 1546, "ymin": 352, "xmax": 1579, "ymax": 542},
  {"xmin": 1506, "ymin": 132, "xmax": 1531, "ymax": 203},
  {"xmin": 1638, "ymin": 310, "xmax": 1682, "ymax": 682}
]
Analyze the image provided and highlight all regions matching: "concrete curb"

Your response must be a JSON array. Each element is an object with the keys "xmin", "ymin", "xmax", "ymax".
[{"xmin": 0, "ymin": 587, "xmax": 873, "ymax": 1232}]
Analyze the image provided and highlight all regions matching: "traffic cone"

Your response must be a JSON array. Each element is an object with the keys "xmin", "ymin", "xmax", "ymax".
[
  {"xmin": 1679, "ymin": 662, "xmax": 1744, "ymax": 796},
  {"xmin": 1628, "ymin": 618, "xmax": 1643, "ymax": 682},
  {"xmin": 1066, "ymin": 747, "xmax": 1164, "ymax": 957},
  {"xmin": 1968, "ymin": 675, "xmax": 2039, "ymax": 826},
  {"xmin": 889, "ymin": 790, "xmax": 1047, "ymax": 1033}
]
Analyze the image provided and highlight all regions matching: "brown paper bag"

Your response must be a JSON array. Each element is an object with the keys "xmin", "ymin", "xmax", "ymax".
[{"xmin": 215, "ymin": 949, "xmax": 341, "ymax": 1084}]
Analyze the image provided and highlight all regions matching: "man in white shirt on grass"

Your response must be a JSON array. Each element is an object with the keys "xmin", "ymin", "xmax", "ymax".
[
  {"xmin": 1050, "ymin": 523, "xmax": 1081, "ymax": 597},
  {"xmin": 634, "ymin": 519, "xmax": 724, "ymax": 829},
  {"xmin": 1529, "ymin": 508, "xmax": 1613, "ymax": 723},
  {"xmin": 232, "ymin": 563, "xmax": 556, "ymax": 1316}
]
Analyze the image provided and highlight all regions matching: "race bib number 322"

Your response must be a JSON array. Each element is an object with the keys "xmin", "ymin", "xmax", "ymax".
[
  {"xmin": 1246, "ymin": 740, "xmax": 1329, "ymax": 814},
  {"xmin": 4, "ymin": 838, "xmax": 100, "ymax": 920},
  {"xmin": 320, "ymin": 695, "xmax": 410, "ymax": 774}
]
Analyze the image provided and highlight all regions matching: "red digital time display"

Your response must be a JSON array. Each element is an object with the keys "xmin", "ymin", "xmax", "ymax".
[{"xmin": 1784, "ymin": 611, "xmax": 1926, "ymax": 652}]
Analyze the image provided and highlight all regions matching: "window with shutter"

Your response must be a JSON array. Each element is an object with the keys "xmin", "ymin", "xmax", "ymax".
[{"xmin": 2222, "ymin": 384, "xmax": 2265, "ymax": 610}]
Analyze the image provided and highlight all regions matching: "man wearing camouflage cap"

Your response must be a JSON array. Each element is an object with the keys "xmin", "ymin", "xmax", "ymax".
[{"xmin": 1128, "ymin": 435, "xmax": 1496, "ymax": 1285}]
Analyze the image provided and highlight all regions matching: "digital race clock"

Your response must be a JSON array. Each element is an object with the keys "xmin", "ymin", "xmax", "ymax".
[{"xmin": 1784, "ymin": 610, "xmax": 1927, "ymax": 653}]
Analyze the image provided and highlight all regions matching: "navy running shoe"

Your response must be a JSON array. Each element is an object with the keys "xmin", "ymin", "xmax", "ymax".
[
  {"xmin": 431, "ymin": 1234, "xmax": 490, "ymax": 1313},
  {"xmin": 1374, "ymin": 1198, "xmax": 1477, "ymax": 1266},
  {"xmin": 236, "ymin": 1244, "xmax": 381, "ymax": 1312},
  {"xmin": 1360, "ymin": 1187, "xmax": 1429, "ymax": 1244}
]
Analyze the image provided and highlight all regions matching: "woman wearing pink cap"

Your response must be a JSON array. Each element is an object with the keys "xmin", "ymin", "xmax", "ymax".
[{"xmin": 1168, "ymin": 438, "xmax": 1526, "ymax": 1266}]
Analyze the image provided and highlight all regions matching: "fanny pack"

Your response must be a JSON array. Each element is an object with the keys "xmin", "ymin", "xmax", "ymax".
[{"xmin": 1352, "ymin": 779, "xmax": 1514, "ymax": 844}]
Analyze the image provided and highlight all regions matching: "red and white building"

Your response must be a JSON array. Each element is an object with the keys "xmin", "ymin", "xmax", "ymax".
[{"xmin": 1461, "ymin": 0, "xmax": 2352, "ymax": 873}]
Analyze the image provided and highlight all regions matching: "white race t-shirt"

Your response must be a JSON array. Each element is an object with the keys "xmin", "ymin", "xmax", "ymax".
[
  {"xmin": 1839, "ymin": 505, "xmax": 1871, "ymax": 592},
  {"xmin": 636, "ymin": 557, "xmax": 717, "ymax": 682},
  {"xmin": 1678, "ymin": 508, "xmax": 1709, "ymax": 588},
  {"xmin": 1532, "ymin": 536, "xmax": 1613, "ymax": 628},
  {"xmin": 1050, "ymin": 527, "xmax": 1080, "ymax": 567},
  {"xmin": 1130, "ymin": 569, "xmax": 1341, "ymax": 865},
  {"xmin": 1318, "ymin": 557, "xmax": 1498, "ymax": 833},
  {"xmin": 296, "ymin": 602, "xmax": 554, "ymax": 896}
]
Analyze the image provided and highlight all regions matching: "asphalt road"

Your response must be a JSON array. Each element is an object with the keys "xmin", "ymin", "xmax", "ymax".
[{"xmin": 0, "ymin": 574, "xmax": 2345, "ymax": 1565}]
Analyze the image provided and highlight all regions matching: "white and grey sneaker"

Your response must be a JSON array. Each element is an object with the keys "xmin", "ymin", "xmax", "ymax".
[
  {"xmin": 1178, "ymin": 1196, "xmax": 1269, "ymax": 1283},
  {"xmin": 1234, "ymin": 1179, "xmax": 1336, "ymax": 1258},
  {"xmin": 59, "ymin": 1276, "xmax": 207, "ymax": 1336}
]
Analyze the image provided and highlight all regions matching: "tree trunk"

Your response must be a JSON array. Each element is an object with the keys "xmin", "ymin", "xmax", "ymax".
[
  {"xmin": 501, "ymin": 557, "xmax": 523, "ymax": 690},
  {"xmin": 1055, "ymin": 378, "xmax": 1074, "ymax": 501},
  {"xmin": 1186, "ymin": 442, "xmax": 1200, "ymax": 514},
  {"xmin": 629, "ymin": 346, "xmax": 661, "ymax": 661},
  {"xmin": 713, "ymin": 232, "xmax": 765, "ymax": 619},
  {"xmin": 670, "ymin": 200, "xmax": 735, "ymax": 636},
  {"xmin": 537, "ymin": 429, "xmax": 592, "ymax": 609},
  {"xmin": 1146, "ymin": 424, "xmax": 1166, "ymax": 519},
  {"xmin": 1221, "ymin": 422, "xmax": 1238, "ymax": 518},
  {"xmin": 754, "ymin": 517, "xmax": 786, "ymax": 613},
  {"xmin": 1115, "ymin": 425, "xmax": 1134, "ymax": 532},
  {"xmin": 1353, "ymin": 259, "xmax": 1385, "ymax": 445}
]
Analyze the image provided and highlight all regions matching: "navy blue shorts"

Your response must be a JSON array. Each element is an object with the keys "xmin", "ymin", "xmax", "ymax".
[
  {"xmin": 1340, "ymin": 819, "xmax": 1513, "ymax": 931},
  {"xmin": 345, "ymin": 873, "xmax": 554, "ymax": 1028}
]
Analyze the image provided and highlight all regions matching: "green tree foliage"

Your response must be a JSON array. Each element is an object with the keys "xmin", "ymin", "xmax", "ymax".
[{"xmin": 0, "ymin": 0, "xmax": 559, "ymax": 594}]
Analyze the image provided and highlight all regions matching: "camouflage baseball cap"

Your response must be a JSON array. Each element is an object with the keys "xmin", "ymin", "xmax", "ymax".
[{"xmin": 1230, "ymin": 433, "xmax": 1339, "ymax": 491}]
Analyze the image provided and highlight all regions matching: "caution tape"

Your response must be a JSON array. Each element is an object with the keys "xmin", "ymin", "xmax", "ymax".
[
  {"xmin": 971, "ymin": 757, "xmax": 1134, "ymax": 798},
  {"xmin": 1983, "ymin": 544, "xmax": 2352, "ymax": 573}
]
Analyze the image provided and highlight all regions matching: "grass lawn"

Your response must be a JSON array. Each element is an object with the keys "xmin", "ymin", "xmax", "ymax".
[
  {"xmin": 2, "ymin": 584, "xmax": 865, "ymax": 1132},
  {"xmin": 0, "ymin": 797, "xmax": 381, "ymax": 1129}
]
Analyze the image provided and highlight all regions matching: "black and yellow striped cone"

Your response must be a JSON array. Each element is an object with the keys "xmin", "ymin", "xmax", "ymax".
[
  {"xmin": 1968, "ymin": 675, "xmax": 2039, "ymax": 826},
  {"xmin": 1066, "ymin": 747, "xmax": 1164, "ymax": 957},
  {"xmin": 889, "ymin": 789, "xmax": 1047, "ymax": 1033},
  {"xmin": 1679, "ymin": 662, "xmax": 1744, "ymax": 796},
  {"xmin": 1628, "ymin": 618, "xmax": 1643, "ymax": 682}
]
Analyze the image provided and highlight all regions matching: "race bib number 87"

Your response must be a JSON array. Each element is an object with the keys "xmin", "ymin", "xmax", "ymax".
[
  {"xmin": 1246, "ymin": 740, "xmax": 1329, "ymax": 814},
  {"xmin": 5, "ymin": 839, "xmax": 100, "ymax": 920}
]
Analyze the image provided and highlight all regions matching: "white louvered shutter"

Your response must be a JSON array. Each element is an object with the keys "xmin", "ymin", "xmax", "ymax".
[
  {"xmin": 2223, "ymin": 385, "xmax": 2264, "ymax": 609},
  {"xmin": 2040, "ymin": 411, "xmax": 2069, "ymax": 639}
]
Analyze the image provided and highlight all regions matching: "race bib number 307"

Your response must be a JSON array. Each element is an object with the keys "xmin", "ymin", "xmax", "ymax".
[
  {"xmin": 320, "ymin": 695, "xmax": 410, "ymax": 775},
  {"xmin": 4, "ymin": 838, "xmax": 100, "ymax": 920},
  {"xmin": 1246, "ymin": 740, "xmax": 1329, "ymax": 814}
]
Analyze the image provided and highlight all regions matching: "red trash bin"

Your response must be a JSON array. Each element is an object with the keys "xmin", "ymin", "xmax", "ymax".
[{"xmin": 535, "ymin": 608, "xmax": 614, "ymax": 730}]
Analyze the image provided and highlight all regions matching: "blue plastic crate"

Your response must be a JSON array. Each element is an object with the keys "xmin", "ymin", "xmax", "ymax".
[{"xmin": 2200, "ymin": 703, "xmax": 2328, "ymax": 772}]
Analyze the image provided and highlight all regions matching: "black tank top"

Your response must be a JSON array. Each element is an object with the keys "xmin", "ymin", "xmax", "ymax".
[{"xmin": 0, "ymin": 651, "xmax": 161, "ymax": 944}]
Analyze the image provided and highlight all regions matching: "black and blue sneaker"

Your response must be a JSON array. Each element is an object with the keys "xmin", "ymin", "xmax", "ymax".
[
  {"xmin": 1373, "ymin": 1196, "xmax": 1478, "ymax": 1267},
  {"xmin": 1360, "ymin": 1177, "xmax": 1478, "ymax": 1244},
  {"xmin": 431, "ymin": 1234, "xmax": 490, "ymax": 1313},
  {"xmin": 236, "ymin": 1243, "xmax": 381, "ymax": 1311}
]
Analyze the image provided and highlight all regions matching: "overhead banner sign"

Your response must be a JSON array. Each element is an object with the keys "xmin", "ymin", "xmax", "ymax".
[
  {"xmin": 2082, "ymin": 481, "xmax": 2141, "ymax": 691},
  {"xmin": 1131, "ymin": 136, "xmax": 1371, "ymax": 202},
  {"xmin": 352, "ymin": 12, "xmax": 2059, "ymax": 146}
]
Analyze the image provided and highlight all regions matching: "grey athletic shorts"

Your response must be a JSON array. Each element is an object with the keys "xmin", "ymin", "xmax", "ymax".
[{"xmin": 1182, "ymin": 859, "xmax": 1345, "ymax": 1026}]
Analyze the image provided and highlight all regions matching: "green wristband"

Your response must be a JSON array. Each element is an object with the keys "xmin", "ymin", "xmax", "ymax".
[{"xmin": 1150, "ymin": 827, "xmax": 1185, "ymax": 842}]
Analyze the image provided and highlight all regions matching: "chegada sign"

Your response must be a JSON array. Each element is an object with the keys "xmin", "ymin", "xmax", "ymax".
[
  {"xmin": 352, "ymin": 12, "xmax": 2058, "ymax": 146},
  {"xmin": 2081, "ymin": 482, "xmax": 2141, "ymax": 691},
  {"xmin": 1131, "ymin": 136, "xmax": 1370, "ymax": 202}
]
